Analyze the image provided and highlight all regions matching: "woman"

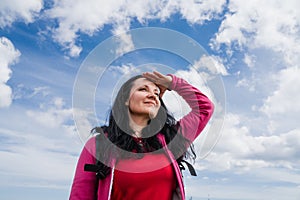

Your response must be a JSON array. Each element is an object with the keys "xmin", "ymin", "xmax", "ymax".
[{"xmin": 69, "ymin": 71, "xmax": 214, "ymax": 200}]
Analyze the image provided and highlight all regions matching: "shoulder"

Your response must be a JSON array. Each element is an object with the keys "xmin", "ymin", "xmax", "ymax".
[{"xmin": 82, "ymin": 135, "xmax": 97, "ymax": 156}]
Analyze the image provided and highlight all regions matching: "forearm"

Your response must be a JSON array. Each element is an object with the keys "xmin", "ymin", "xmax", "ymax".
[{"xmin": 168, "ymin": 74, "xmax": 214, "ymax": 141}]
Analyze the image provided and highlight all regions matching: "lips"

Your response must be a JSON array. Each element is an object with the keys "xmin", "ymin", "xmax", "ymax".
[{"xmin": 144, "ymin": 101, "xmax": 156, "ymax": 106}]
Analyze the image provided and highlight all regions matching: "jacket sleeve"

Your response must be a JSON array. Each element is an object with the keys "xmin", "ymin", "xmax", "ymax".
[
  {"xmin": 168, "ymin": 74, "xmax": 214, "ymax": 142},
  {"xmin": 69, "ymin": 137, "xmax": 97, "ymax": 200}
]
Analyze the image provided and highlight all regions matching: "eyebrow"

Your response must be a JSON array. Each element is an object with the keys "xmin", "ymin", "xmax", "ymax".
[{"xmin": 141, "ymin": 85, "xmax": 160, "ymax": 93}]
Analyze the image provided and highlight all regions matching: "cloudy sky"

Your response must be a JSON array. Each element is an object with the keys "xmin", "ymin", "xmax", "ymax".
[{"xmin": 1, "ymin": 0, "xmax": 300, "ymax": 200}]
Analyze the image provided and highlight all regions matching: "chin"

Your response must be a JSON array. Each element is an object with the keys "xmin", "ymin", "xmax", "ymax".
[{"xmin": 148, "ymin": 111, "xmax": 158, "ymax": 119}]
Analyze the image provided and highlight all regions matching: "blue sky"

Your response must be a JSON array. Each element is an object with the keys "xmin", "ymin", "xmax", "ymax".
[{"xmin": 1, "ymin": 0, "xmax": 300, "ymax": 200}]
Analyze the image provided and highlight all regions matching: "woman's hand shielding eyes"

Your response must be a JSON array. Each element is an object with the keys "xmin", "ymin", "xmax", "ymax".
[{"xmin": 142, "ymin": 71, "xmax": 172, "ymax": 98}]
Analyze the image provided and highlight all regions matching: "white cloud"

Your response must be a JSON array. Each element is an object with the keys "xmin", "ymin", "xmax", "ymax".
[
  {"xmin": 0, "ymin": 141, "xmax": 77, "ymax": 183},
  {"xmin": 261, "ymin": 67, "xmax": 300, "ymax": 115},
  {"xmin": 197, "ymin": 113, "xmax": 300, "ymax": 173},
  {"xmin": 193, "ymin": 54, "xmax": 229, "ymax": 76},
  {"xmin": 236, "ymin": 78, "xmax": 255, "ymax": 92},
  {"xmin": 25, "ymin": 96, "xmax": 96, "ymax": 143},
  {"xmin": 113, "ymin": 31, "xmax": 135, "ymax": 56},
  {"xmin": 68, "ymin": 44, "xmax": 82, "ymax": 58},
  {"xmin": 26, "ymin": 97, "xmax": 73, "ymax": 128},
  {"xmin": 243, "ymin": 53, "xmax": 256, "ymax": 68},
  {"xmin": 260, "ymin": 67, "xmax": 300, "ymax": 132},
  {"xmin": 163, "ymin": 67, "xmax": 217, "ymax": 120},
  {"xmin": 176, "ymin": 0, "xmax": 226, "ymax": 24},
  {"xmin": 0, "ymin": 0, "xmax": 43, "ymax": 28},
  {"xmin": 45, "ymin": 0, "xmax": 226, "ymax": 56},
  {"xmin": 0, "ymin": 37, "xmax": 21, "ymax": 108},
  {"xmin": 212, "ymin": 0, "xmax": 300, "ymax": 66},
  {"xmin": 72, "ymin": 107, "xmax": 97, "ymax": 142},
  {"xmin": 0, "ymin": 103, "xmax": 82, "ymax": 188},
  {"xmin": 186, "ymin": 174, "xmax": 300, "ymax": 200},
  {"xmin": 108, "ymin": 64, "xmax": 142, "ymax": 76},
  {"xmin": 12, "ymin": 85, "xmax": 50, "ymax": 101},
  {"xmin": 45, "ymin": 0, "xmax": 126, "ymax": 56},
  {"xmin": 162, "ymin": 68, "xmax": 225, "ymax": 160},
  {"xmin": 25, "ymin": 96, "xmax": 98, "ymax": 143},
  {"xmin": 175, "ymin": 68, "xmax": 215, "ymax": 99}
]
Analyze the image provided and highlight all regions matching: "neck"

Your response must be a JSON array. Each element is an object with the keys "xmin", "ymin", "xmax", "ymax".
[{"xmin": 129, "ymin": 114, "xmax": 149, "ymax": 137}]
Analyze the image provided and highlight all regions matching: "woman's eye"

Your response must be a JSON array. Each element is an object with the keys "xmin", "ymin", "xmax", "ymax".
[
  {"xmin": 138, "ymin": 88, "xmax": 159, "ymax": 96},
  {"xmin": 139, "ymin": 88, "xmax": 147, "ymax": 91}
]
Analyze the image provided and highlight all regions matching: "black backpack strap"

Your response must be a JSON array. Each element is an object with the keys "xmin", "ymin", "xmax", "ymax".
[
  {"xmin": 84, "ymin": 163, "xmax": 110, "ymax": 180},
  {"xmin": 84, "ymin": 130, "xmax": 111, "ymax": 200},
  {"xmin": 84, "ymin": 130, "xmax": 111, "ymax": 180}
]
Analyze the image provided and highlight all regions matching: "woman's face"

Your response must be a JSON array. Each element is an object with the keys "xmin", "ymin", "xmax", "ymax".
[{"xmin": 126, "ymin": 78, "xmax": 161, "ymax": 119}]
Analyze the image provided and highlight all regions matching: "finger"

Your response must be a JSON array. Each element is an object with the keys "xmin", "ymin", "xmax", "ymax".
[
  {"xmin": 153, "ymin": 71, "xmax": 165, "ymax": 78},
  {"xmin": 142, "ymin": 72, "xmax": 154, "ymax": 78},
  {"xmin": 142, "ymin": 72, "xmax": 159, "ymax": 82},
  {"xmin": 144, "ymin": 71, "xmax": 163, "ymax": 79}
]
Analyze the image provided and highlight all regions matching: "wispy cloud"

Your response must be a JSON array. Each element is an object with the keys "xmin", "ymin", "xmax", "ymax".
[{"xmin": 0, "ymin": 97, "xmax": 82, "ymax": 188}]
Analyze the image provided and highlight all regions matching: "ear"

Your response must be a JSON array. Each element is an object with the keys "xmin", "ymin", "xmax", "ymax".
[{"xmin": 125, "ymin": 101, "xmax": 129, "ymax": 106}]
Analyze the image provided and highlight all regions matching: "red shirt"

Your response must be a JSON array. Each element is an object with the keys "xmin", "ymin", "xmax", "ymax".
[{"xmin": 111, "ymin": 153, "xmax": 176, "ymax": 200}]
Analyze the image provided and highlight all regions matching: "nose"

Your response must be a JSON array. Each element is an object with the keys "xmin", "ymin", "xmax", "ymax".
[
  {"xmin": 146, "ymin": 92, "xmax": 156, "ymax": 99},
  {"xmin": 146, "ymin": 91, "xmax": 159, "ymax": 102},
  {"xmin": 146, "ymin": 92, "xmax": 160, "ymax": 105}
]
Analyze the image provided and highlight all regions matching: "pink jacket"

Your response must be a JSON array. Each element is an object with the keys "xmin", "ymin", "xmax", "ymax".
[{"xmin": 69, "ymin": 75, "xmax": 214, "ymax": 200}]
